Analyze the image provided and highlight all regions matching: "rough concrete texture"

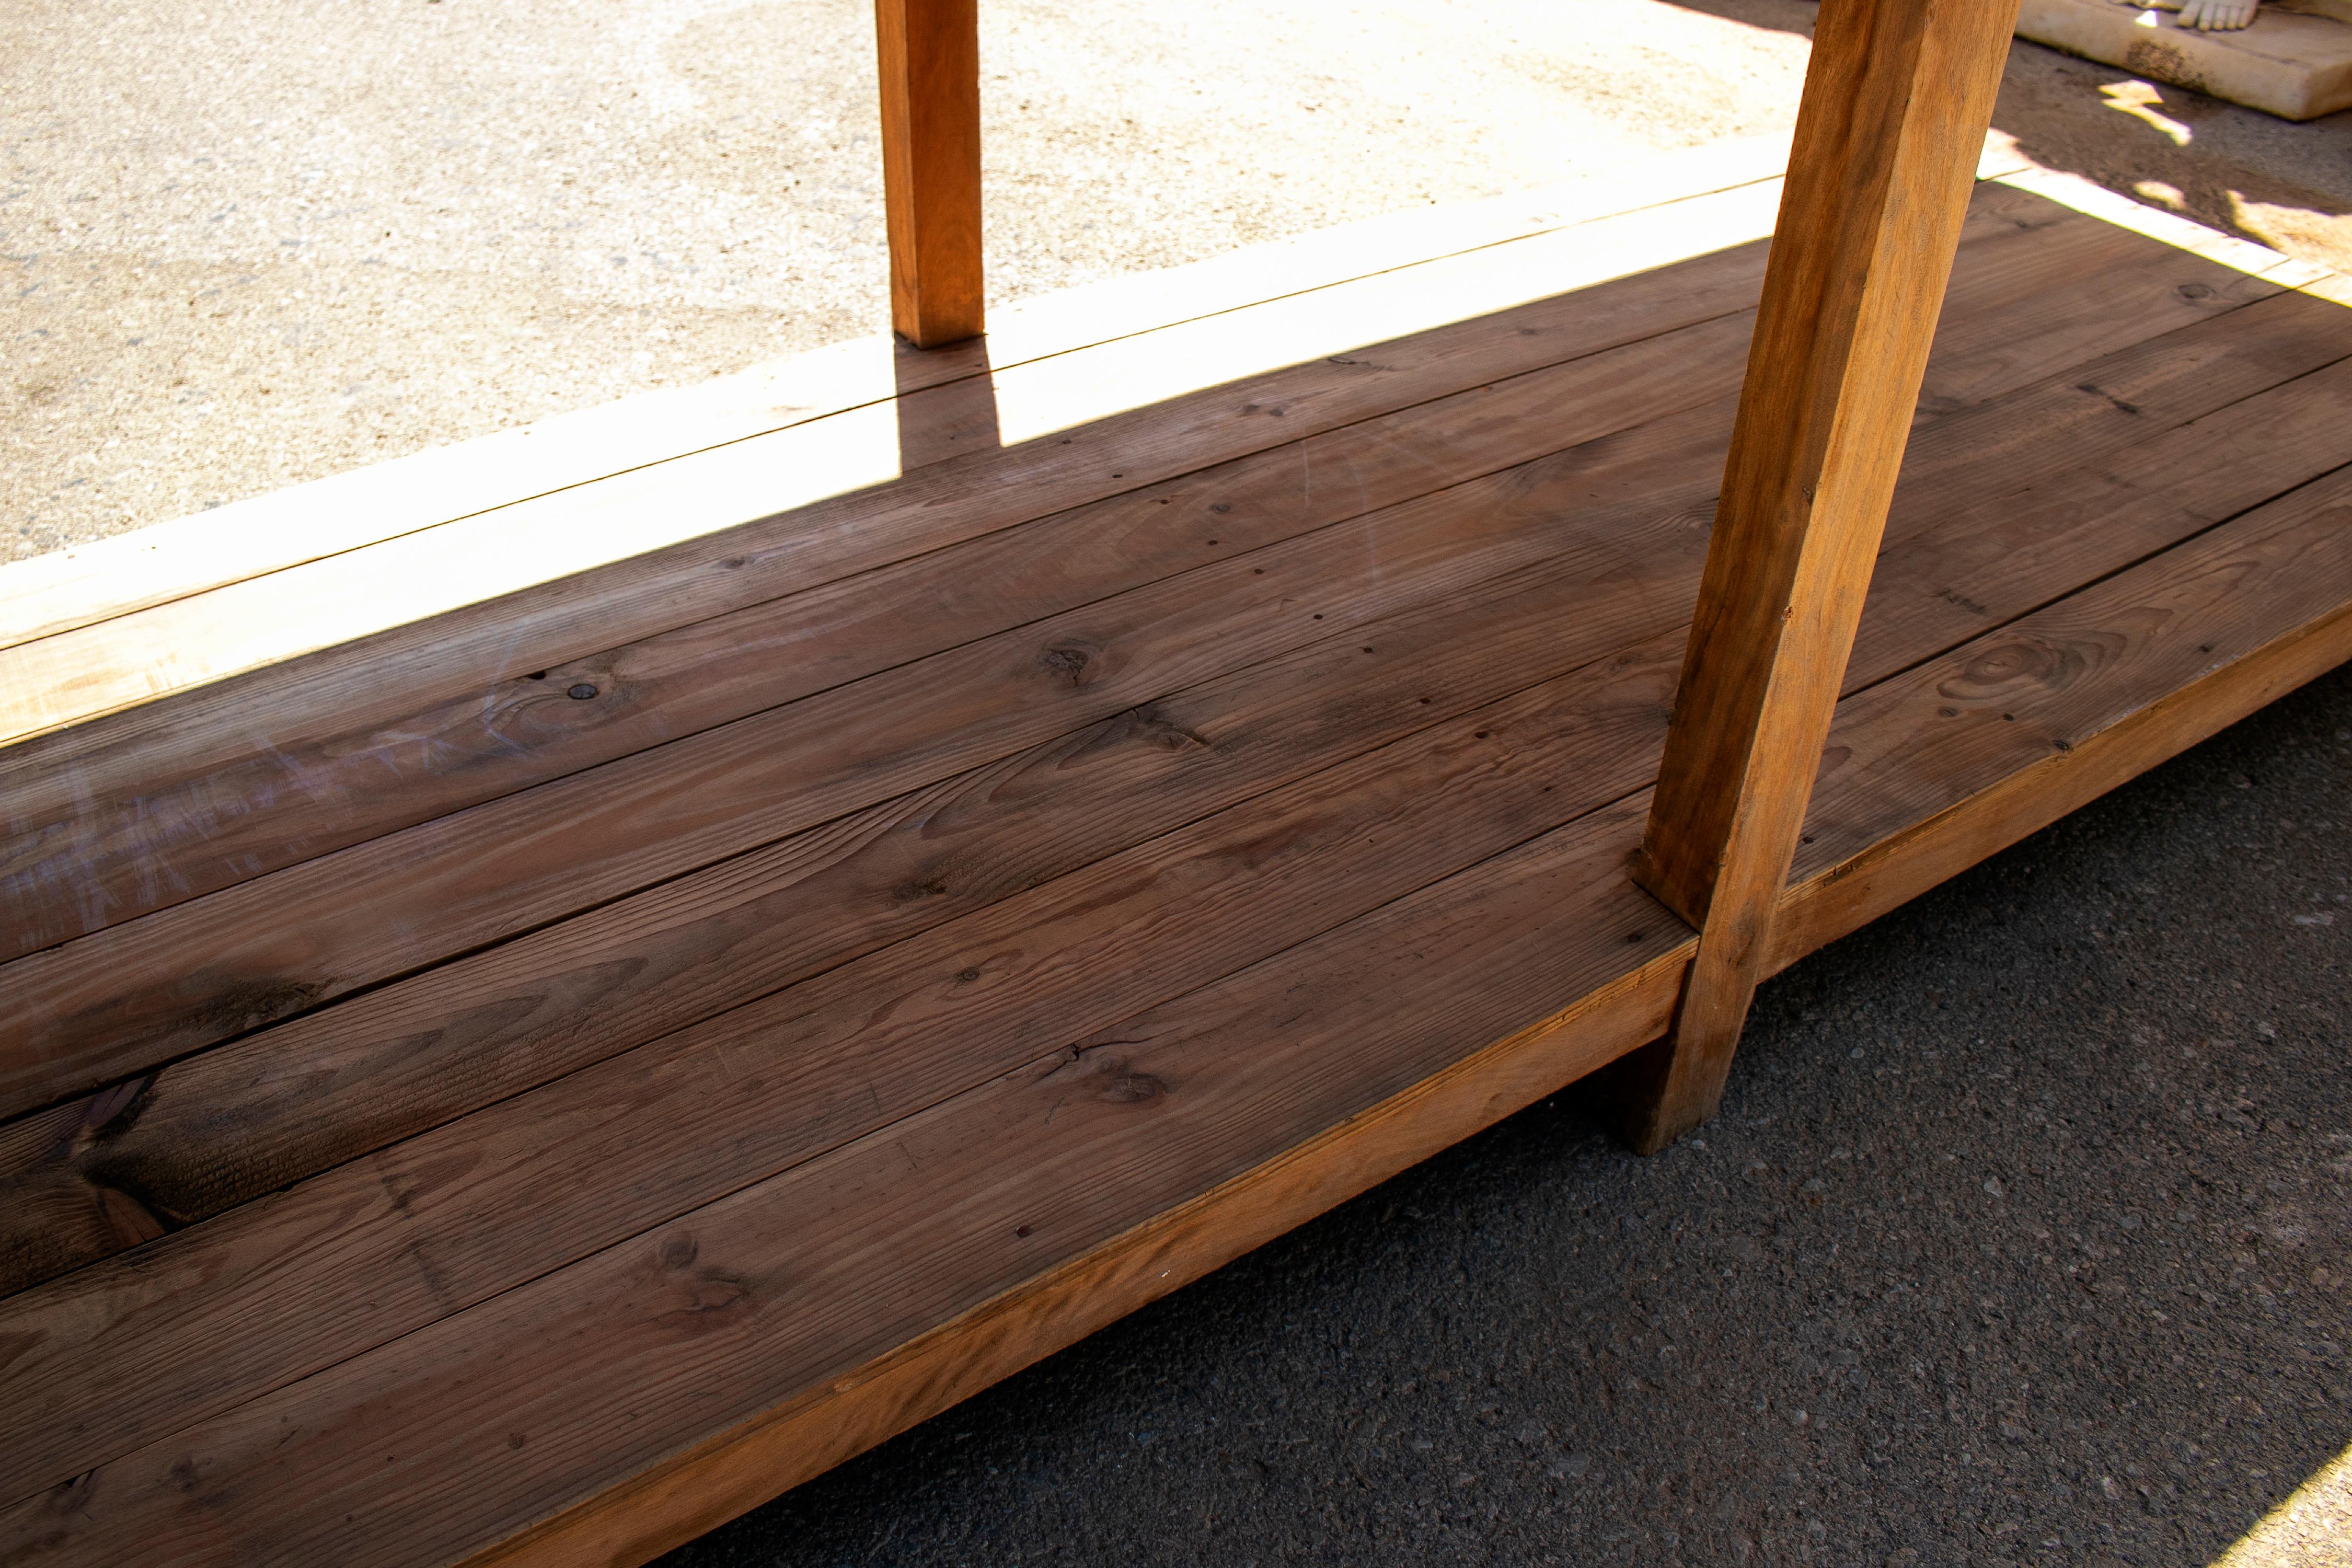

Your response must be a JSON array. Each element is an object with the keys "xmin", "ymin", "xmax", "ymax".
[
  {"xmin": 659, "ymin": 667, "xmax": 2352, "ymax": 1567},
  {"xmin": 6, "ymin": 0, "xmax": 2349, "ymax": 564}
]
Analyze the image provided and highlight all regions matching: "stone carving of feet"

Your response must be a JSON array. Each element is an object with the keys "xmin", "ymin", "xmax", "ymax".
[{"xmin": 2175, "ymin": 0, "xmax": 2259, "ymax": 28}]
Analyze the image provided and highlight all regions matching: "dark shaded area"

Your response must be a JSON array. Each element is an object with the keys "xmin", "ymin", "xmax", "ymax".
[{"xmin": 664, "ymin": 658, "xmax": 2352, "ymax": 1566}]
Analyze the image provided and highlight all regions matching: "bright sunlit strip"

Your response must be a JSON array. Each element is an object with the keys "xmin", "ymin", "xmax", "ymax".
[{"xmin": 2210, "ymin": 1440, "xmax": 2352, "ymax": 1566}]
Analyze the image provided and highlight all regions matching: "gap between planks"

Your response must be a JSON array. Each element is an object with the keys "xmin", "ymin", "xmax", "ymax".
[
  {"xmin": 0, "ymin": 176, "xmax": 1798, "ymax": 749},
  {"xmin": 6, "ymin": 464, "xmax": 2350, "ymax": 1565},
  {"xmin": 8, "ymin": 284, "xmax": 2352, "ymax": 1514},
  {"xmin": 0, "ymin": 241, "xmax": 2325, "ymax": 1303},
  {"xmin": 0, "ymin": 181, "xmax": 2312, "ymax": 1123}
]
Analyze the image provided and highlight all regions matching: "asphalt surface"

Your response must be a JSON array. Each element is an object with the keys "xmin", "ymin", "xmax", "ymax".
[{"xmin": 659, "ymin": 665, "xmax": 2352, "ymax": 1566}]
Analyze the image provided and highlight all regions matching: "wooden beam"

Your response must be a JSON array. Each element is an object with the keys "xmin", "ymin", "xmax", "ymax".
[
  {"xmin": 875, "ymin": 0, "xmax": 985, "ymax": 347},
  {"xmin": 1622, "ymin": 0, "xmax": 2022, "ymax": 1153}
]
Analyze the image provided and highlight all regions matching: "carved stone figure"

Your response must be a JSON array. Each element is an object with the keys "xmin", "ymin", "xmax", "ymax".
[{"xmin": 2175, "ymin": 0, "xmax": 2259, "ymax": 28}]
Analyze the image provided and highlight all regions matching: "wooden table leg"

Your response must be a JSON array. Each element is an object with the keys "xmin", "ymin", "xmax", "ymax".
[
  {"xmin": 1620, "ymin": 0, "xmax": 2023, "ymax": 1154},
  {"xmin": 875, "ymin": 0, "xmax": 985, "ymax": 348}
]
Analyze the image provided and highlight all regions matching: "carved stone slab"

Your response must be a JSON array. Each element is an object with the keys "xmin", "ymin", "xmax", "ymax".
[{"xmin": 2020, "ymin": 0, "xmax": 2352, "ymax": 119}]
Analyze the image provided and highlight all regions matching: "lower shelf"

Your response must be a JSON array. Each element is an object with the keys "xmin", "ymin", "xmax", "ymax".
[{"xmin": 486, "ymin": 465, "xmax": 2352, "ymax": 1568}]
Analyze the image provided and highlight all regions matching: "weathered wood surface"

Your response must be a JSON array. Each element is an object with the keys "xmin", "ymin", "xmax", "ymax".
[
  {"xmin": 0, "ymin": 203, "xmax": 1776, "ymax": 976},
  {"xmin": 0, "ymin": 592, "xmax": 1691, "ymax": 1498},
  {"xmin": 3, "ymin": 193, "xmax": 2321, "ymax": 1126},
  {"xmin": 2, "ymin": 140, "xmax": 2349, "ymax": 1568},
  {"xmin": 466, "ymin": 868, "xmax": 1685, "ymax": 1568},
  {"xmin": 14, "ymin": 270, "xmax": 2352, "ymax": 1495},
  {"xmin": 1781, "ymin": 464, "xmax": 2352, "ymax": 966},
  {"xmin": 8, "ymin": 251, "xmax": 2339, "ymax": 1310},
  {"xmin": 0, "ymin": 627, "xmax": 1687, "ymax": 1512},
  {"xmin": 0, "ymin": 799, "xmax": 1685, "ymax": 1568},
  {"xmin": 0, "ymin": 181, "xmax": 2261, "ymax": 972},
  {"xmin": 0, "ymin": 136, "xmax": 1803, "ymax": 657},
  {"xmin": 0, "ymin": 179, "xmax": 1784, "ymax": 759},
  {"xmin": 1849, "ymin": 282, "xmax": 2352, "ymax": 688},
  {"xmin": 0, "ymin": 357, "xmax": 1742, "ymax": 1128},
  {"xmin": 1624, "ymin": 0, "xmax": 2025, "ymax": 1151},
  {"xmin": 8, "ymin": 217, "xmax": 2352, "ymax": 1317},
  {"xmin": 0, "ymin": 485, "xmax": 1715, "ymax": 1311},
  {"xmin": 9, "ymin": 440, "xmax": 2352, "ymax": 1566}
]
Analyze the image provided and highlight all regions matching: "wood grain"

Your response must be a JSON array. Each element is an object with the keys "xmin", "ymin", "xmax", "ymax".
[
  {"xmin": 1779, "ymin": 464, "xmax": 2352, "ymax": 967},
  {"xmin": 5, "ymin": 195, "xmax": 2316, "ymax": 1114},
  {"xmin": 3, "ymin": 189, "xmax": 2349, "ymax": 1568},
  {"xmin": 0, "ymin": 620, "xmax": 1689, "ymax": 1507},
  {"xmin": 15, "ymin": 457, "xmax": 2352, "ymax": 1557},
  {"xmin": 0, "ymin": 135, "xmax": 1803, "ymax": 656},
  {"xmin": 0, "ymin": 205, "xmax": 1778, "ymax": 969},
  {"xmin": 0, "ymin": 440, "xmax": 1720, "ymax": 1305},
  {"xmin": 0, "ymin": 799, "xmax": 1687, "ymax": 1568},
  {"xmin": 7, "ymin": 209, "xmax": 2345, "ymax": 1292},
  {"xmin": 1625, "ymin": 0, "xmax": 2025, "ymax": 1151},
  {"xmin": 875, "ymin": 0, "xmax": 984, "ymax": 346},
  {"xmin": 490, "ymin": 447, "xmax": 2352, "ymax": 1568},
  {"xmin": 1848, "ymin": 335, "xmax": 2352, "ymax": 691},
  {"xmin": 0, "ymin": 177, "xmax": 1788, "ymax": 760},
  {"xmin": 0, "ymin": 364, "xmax": 1742, "ymax": 1125},
  {"xmin": 0, "ymin": 180, "xmax": 2258, "ymax": 967},
  {"xmin": 17, "ymin": 279, "xmax": 2352, "ymax": 1478},
  {"xmin": 466, "ymin": 808, "xmax": 1690, "ymax": 1568}
]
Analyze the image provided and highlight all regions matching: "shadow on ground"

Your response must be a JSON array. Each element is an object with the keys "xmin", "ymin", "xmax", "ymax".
[
  {"xmin": 1663, "ymin": 0, "xmax": 2352, "ymax": 268},
  {"xmin": 661, "ymin": 659, "xmax": 2352, "ymax": 1565}
]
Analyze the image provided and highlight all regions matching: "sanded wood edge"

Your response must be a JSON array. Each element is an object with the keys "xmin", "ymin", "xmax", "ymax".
[
  {"xmin": 457, "ymin": 942, "xmax": 1693, "ymax": 1568},
  {"xmin": 1767, "ymin": 595, "xmax": 2352, "ymax": 975},
  {"xmin": 0, "ymin": 136, "xmax": 1802, "ymax": 658}
]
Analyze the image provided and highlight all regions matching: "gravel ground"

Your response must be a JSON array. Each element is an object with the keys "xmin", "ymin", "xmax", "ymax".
[
  {"xmin": 660, "ymin": 664, "xmax": 2352, "ymax": 1567},
  {"xmin": 5, "ymin": 0, "xmax": 2348, "ymax": 563}
]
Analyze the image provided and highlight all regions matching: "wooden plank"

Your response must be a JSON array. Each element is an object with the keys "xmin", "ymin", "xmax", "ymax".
[
  {"xmin": 14, "ymin": 223, "xmax": 2352, "ymax": 1568},
  {"xmin": 481, "ymin": 457, "xmax": 2352, "ymax": 1568},
  {"xmin": 0, "ymin": 136, "xmax": 1802, "ymax": 656},
  {"xmin": 0, "ymin": 339, "xmax": 1748, "ymax": 1121},
  {"xmin": 1624, "ymin": 0, "xmax": 2024, "ymax": 1152},
  {"xmin": 0, "ymin": 178, "xmax": 2260, "ymax": 962},
  {"xmin": 0, "ymin": 798, "xmax": 1688, "ymax": 1568},
  {"xmin": 1774, "ymin": 463, "xmax": 2352, "ymax": 970},
  {"xmin": 23, "ymin": 273, "xmax": 2319, "ymax": 1303},
  {"xmin": 875, "ymin": 0, "xmax": 984, "ymax": 346},
  {"xmin": 22, "ymin": 463, "xmax": 2352, "ymax": 1561},
  {"xmin": 6, "ymin": 291, "xmax": 2341, "ymax": 1308},
  {"xmin": 0, "ymin": 621, "xmax": 1689, "ymax": 1509},
  {"xmin": 1847, "ymin": 341, "xmax": 2352, "ymax": 692},
  {"xmin": 0, "ymin": 474, "xmax": 1717, "ymax": 1306},
  {"xmin": 5, "ymin": 201, "xmax": 2320, "ymax": 1104},
  {"xmin": 0, "ymin": 203, "xmax": 1779, "ymax": 962},
  {"xmin": 6, "ymin": 231, "xmax": 2343, "ymax": 1300},
  {"xmin": 19, "ymin": 304, "xmax": 2352, "ymax": 1484},
  {"xmin": 467, "ymin": 806, "xmax": 1687, "ymax": 1568},
  {"xmin": 0, "ymin": 178, "xmax": 1790, "ymax": 755},
  {"xmin": 1912, "ymin": 188, "xmax": 2283, "ymax": 420}
]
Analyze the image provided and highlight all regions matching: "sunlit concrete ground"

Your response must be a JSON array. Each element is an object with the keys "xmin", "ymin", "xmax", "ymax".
[
  {"xmin": 5, "ymin": 0, "xmax": 2349, "ymax": 563},
  {"xmin": 5, "ymin": 3, "xmax": 2350, "ymax": 1563}
]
